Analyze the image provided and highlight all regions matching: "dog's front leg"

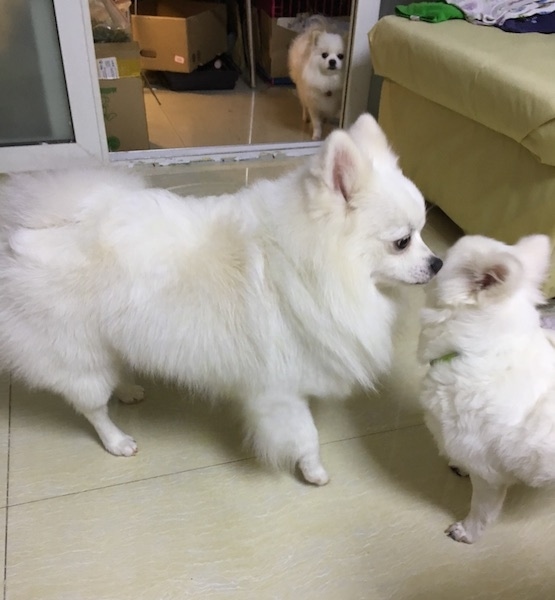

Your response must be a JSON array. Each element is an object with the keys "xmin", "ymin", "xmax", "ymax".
[
  {"xmin": 244, "ymin": 390, "xmax": 329, "ymax": 485},
  {"xmin": 307, "ymin": 108, "xmax": 322, "ymax": 141},
  {"xmin": 83, "ymin": 404, "xmax": 138, "ymax": 456},
  {"xmin": 446, "ymin": 474, "xmax": 507, "ymax": 543}
]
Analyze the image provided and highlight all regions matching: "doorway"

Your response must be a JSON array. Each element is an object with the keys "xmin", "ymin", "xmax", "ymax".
[
  {"xmin": 129, "ymin": 1, "xmax": 355, "ymax": 150},
  {"xmin": 0, "ymin": 0, "xmax": 379, "ymax": 173}
]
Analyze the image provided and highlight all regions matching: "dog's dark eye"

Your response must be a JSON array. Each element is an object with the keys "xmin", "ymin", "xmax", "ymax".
[
  {"xmin": 337, "ymin": 54, "xmax": 344, "ymax": 60},
  {"xmin": 395, "ymin": 236, "xmax": 411, "ymax": 250},
  {"xmin": 322, "ymin": 53, "xmax": 329, "ymax": 59}
]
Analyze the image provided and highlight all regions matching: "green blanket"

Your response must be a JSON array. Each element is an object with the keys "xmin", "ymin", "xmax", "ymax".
[{"xmin": 395, "ymin": 2, "xmax": 465, "ymax": 23}]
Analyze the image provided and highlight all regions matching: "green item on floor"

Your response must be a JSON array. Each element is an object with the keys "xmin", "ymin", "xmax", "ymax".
[{"xmin": 395, "ymin": 1, "xmax": 465, "ymax": 22}]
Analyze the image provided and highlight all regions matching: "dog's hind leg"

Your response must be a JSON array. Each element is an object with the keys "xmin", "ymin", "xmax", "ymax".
[
  {"xmin": 61, "ymin": 374, "xmax": 138, "ymax": 457},
  {"xmin": 445, "ymin": 474, "xmax": 507, "ymax": 544},
  {"xmin": 114, "ymin": 367, "xmax": 145, "ymax": 405},
  {"xmin": 115, "ymin": 382, "xmax": 145, "ymax": 405},
  {"xmin": 244, "ymin": 391, "xmax": 329, "ymax": 486}
]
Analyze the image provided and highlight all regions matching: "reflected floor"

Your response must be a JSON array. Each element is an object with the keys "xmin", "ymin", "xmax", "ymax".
[{"xmin": 144, "ymin": 77, "xmax": 334, "ymax": 149}]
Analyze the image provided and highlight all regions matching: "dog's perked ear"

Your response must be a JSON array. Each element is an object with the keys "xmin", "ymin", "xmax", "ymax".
[
  {"xmin": 318, "ymin": 130, "xmax": 364, "ymax": 203},
  {"xmin": 310, "ymin": 29, "xmax": 321, "ymax": 46},
  {"xmin": 474, "ymin": 262, "xmax": 510, "ymax": 290},
  {"xmin": 466, "ymin": 252, "xmax": 522, "ymax": 299},
  {"xmin": 514, "ymin": 234, "xmax": 552, "ymax": 288},
  {"xmin": 348, "ymin": 113, "xmax": 397, "ymax": 165}
]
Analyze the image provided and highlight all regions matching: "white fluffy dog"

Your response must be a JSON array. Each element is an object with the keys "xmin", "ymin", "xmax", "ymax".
[
  {"xmin": 419, "ymin": 234, "xmax": 555, "ymax": 542},
  {"xmin": 288, "ymin": 23, "xmax": 345, "ymax": 141},
  {"xmin": 0, "ymin": 114, "xmax": 442, "ymax": 485}
]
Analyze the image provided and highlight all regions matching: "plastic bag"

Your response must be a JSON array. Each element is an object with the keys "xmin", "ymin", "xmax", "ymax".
[{"xmin": 89, "ymin": 0, "xmax": 131, "ymax": 43}]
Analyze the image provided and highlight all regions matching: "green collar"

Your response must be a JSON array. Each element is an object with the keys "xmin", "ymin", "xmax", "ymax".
[{"xmin": 430, "ymin": 351, "xmax": 459, "ymax": 367}]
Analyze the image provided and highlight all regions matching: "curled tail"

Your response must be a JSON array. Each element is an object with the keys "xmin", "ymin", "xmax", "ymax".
[{"xmin": 0, "ymin": 168, "xmax": 145, "ymax": 232}]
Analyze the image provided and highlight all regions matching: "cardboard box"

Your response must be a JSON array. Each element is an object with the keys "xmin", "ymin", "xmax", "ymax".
[
  {"xmin": 255, "ymin": 10, "xmax": 297, "ymax": 81},
  {"xmin": 95, "ymin": 42, "xmax": 150, "ymax": 152},
  {"xmin": 131, "ymin": 0, "xmax": 227, "ymax": 73}
]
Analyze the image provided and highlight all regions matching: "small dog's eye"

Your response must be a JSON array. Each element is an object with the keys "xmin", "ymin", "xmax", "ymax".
[
  {"xmin": 322, "ymin": 53, "xmax": 329, "ymax": 59},
  {"xmin": 337, "ymin": 54, "xmax": 344, "ymax": 60},
  {"xmin": 395, "ymin": 236, "xmax": 411, "ymax": 250}
]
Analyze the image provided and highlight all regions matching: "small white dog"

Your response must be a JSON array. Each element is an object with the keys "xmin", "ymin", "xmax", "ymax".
[
  {"xmin": 419, "ymin": 234, "xmax": 555, "ymax": 543},
  {"xmin": 288, "ymin": 22, "xmax": 345, "ymax": 140},
  {"xmin": 0, "ymin": 114, "xmax": 442, "ymax": 485}
]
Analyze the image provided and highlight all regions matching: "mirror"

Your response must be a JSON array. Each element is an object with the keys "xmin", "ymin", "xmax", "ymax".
[{"xmin": 91, "ymin": 0, "xmax": 354, "ymax": 152}]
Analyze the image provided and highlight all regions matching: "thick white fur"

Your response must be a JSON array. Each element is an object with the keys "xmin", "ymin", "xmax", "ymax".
[
  {"xmin": 0, "ymin": 114, "xmax": 440, "ymax": 485},
  {"xmin": 419, "ymin": 234, "xmax": 555, "ymax": 542},
  {"xmin": 288, "ymin": 24, "xmax": 345, "ymax": 140}
]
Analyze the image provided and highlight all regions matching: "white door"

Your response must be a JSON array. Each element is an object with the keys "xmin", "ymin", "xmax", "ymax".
[{"xmin": 0, "ymin": 0, "xmax": 107, "ymax": 173}]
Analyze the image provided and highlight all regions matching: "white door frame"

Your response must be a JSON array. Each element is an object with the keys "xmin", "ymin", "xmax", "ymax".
[
  {"xmin": 343, "ymin": 0, "xmax": 381, "ymax": 127},
  {"xmin": 0, "ymin": 0, "xmax": 107, "ymax": 173}
]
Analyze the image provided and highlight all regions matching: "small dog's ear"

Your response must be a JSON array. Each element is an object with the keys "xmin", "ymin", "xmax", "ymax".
[
  {"xmin": 316, "ymin": 130, "xmax": 364, "ymax": 203},
  {"xmin": 310, "ymin": 29, "xmax": 321, "ymax": 46},
  {"xmin": 468, "ymin": 252, "xmax": 522, "ymax": 297},
  {"xmin": 476, "ymin": 263, "xmax": 509, "ymax": 290},
  {"xmin": 348, "ymin": 113, "xmax": 396, "ymax": 165},
  {"xmin": 514, "ymin": 235, "xmax": 551, "ymax": 287}
]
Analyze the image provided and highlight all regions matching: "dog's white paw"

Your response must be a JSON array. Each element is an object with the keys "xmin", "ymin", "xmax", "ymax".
[
  {"xmin": 105, "ymin": 434, "xmax": 138, "ymax": 457},
  {"xmin": 298, "ymin": 457, "xmax": 330, "ymax": 486},
  {"xmin": 116, "ymin": 384, "xmax": 145, "ymax": 405},
  {"xmin": 445, "ymin": 521, "xmax": 473, "ymax": 544}
]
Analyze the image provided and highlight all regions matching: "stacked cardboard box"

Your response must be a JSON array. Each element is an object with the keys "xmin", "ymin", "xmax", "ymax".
[{"xmin": 94, "ymin": 41, "xmax": 150, "ymax": 151}]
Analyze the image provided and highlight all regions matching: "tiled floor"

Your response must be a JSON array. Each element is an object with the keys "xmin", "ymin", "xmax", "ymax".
[
  {"xmin": 143, "ymin": 77, "xmax": 334, "ymax": 149},
  {"xmin": 3, "ymin": 159, "xmax": 555, "ymax": 600}
]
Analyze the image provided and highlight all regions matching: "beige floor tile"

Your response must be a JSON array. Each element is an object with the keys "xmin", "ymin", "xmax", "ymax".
[
  {"xmin": 137, "ymin": 160, "xmax": 248, "ymax": 196},
  {"xmin": 252, "ymin": 85, "xmax": 336, "ymax": 144},
  {"xmin": 7, "ymin": 426, "xmax": 555, "ymax": 600},
  {"xmin": 153, "ymin": 86, "xmax": 252, "ymax": 148},
  {"xmin": 250, "ymin": 85, "xmax": 316, "ymax": 145},
  {"xmin": 0, "ymin": 507, "xmax": 5, "ymax": 585},
  {"xmin": 143, "ymin": 89, "xmax": 182, "ymax": 150},
  {"xmin": 143, "ymin": 78, "xmax": 330, "ymax": 149},
  {"xmin": 7, "ymin": 380, "xmax": 247, "ymax": 506},
  {"xmin": 0, "ymin": 373, "xmax": 9, "ymax": 509}
]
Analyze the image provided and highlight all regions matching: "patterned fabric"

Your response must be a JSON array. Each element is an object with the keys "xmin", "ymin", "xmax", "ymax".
[{"xmin": 447, "ymin": 0, "xmax": 555, "ymax": 24}]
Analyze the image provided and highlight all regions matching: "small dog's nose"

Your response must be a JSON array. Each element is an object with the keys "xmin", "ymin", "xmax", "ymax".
[
  {"xmin": 328, "ymin": 59, "xmax": 336, "ymax": 68},
  {"xmin": 429, "ymin": 256, "xmax": 443, "ymax": 274}
]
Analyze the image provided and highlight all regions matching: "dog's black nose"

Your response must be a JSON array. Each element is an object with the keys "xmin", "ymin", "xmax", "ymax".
[
  {"xmin": 328, "ymin": 59, "xmax": 336, "ymax": 68},
  {"xmin": 429, "ymin": 256, "xmax": 443, "ymax": 274}
]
